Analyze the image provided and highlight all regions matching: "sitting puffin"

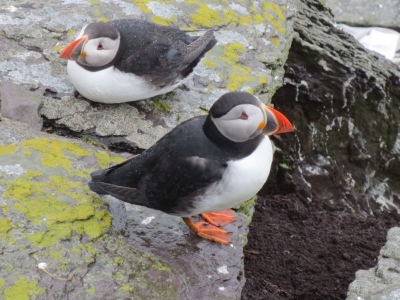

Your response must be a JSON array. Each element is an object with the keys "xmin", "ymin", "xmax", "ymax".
[
  {"xmin": 89, "ymin": 92, "xmax": 294, "ymax": 244},
  {"xmin": 60, "ymin": 19, "xmax": 216, "ymax": 103}
]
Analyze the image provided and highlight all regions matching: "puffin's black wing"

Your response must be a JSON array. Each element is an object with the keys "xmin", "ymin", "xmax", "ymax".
[
  {"xmin": 89, "ymin": 116, "xmax": 227, "ymax": 214},
  {"xmin": 111, "ymin": 19, "xmax": 216, "ymax": 87}
]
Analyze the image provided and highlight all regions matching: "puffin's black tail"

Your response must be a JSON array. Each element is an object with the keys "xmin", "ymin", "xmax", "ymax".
[
  {"xmin": 88, "ymin": 169, "xmax": 108, "ymax": 194},
  {"xmin": 182, "ymin": 30, "xmax": 217, "ymax": 77}
]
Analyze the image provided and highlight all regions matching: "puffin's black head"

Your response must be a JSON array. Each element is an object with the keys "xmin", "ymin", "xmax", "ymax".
[
  {"xmin": 60, "ymin": 22, "xmax": 121, "ymax": 68},
  {"xmin": 207, "ymin": 92, "xmax": 293, "ymax": 143}
]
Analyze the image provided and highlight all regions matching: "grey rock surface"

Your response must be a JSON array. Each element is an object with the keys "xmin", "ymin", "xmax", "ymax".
[
  {"xmin": 347, "ymin": 227, "xmax": 400, "ymax": 300},
  {"xmin": 0, "ymin": 119, "xmax": 250, "ymax": 299},
  {"xmin": 0, "ymin": 0, "xmax": 295, "ymax": 149},
  {"xmin": 267, "ymin": 0, "xmax": 400, "ymax": 217},
  {"xmin": 0, "ymin": 80, "xmax": 44, "ymax": 131},
  {"xmin": 325, "ymin": 0, "xmax": 400, "ymax": 31}
]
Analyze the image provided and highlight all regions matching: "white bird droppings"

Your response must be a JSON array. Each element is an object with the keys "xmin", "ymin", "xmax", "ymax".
[
  {"xmin": 219, "ymin": 287, "xmax": 225, "ymax": 291},
  {"xmin": 141, "ymin": 216, "xmax": 155, "ymax": 225},
  {"xmin": 217, "ymin": 265, "xmax": 229, "ymax": 274},
  {"xmin": 38, "ymin": 262, "xmax": 47, "ymax": 270}
]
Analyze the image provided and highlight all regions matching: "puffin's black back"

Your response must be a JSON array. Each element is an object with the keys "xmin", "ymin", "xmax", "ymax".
[
  {"xmin": 89, "ymin": 113, "xmax": 264, "ymax": 215},
  {"xmin": 110, "ymin": 19, "xmax": 216, "ymax": 87}
]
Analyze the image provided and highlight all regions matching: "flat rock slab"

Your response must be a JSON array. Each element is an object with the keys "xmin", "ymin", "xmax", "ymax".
[
  {"xmin": 0, "ymin": 0, "xmax": 295, "ymax": 148},
  {"xmin": 347, "ymin": 227, "xmax": 400, "ymax": 300},
  {"xmin": 325, "ymin": 0, "xmax": 400, "ymax": 31},
  {"xmin": 0, "ymin": 119, "xmax": 249, "ymax": 299}
]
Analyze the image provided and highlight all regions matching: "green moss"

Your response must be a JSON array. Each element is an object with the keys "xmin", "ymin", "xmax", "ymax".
[
  {"xmin": 235, "ymin": 197, "xmax": 256, "ymax": 224},
  {"xmin": 0, "ymin": 145, "xmax": 16, "ymax": 155},
  {"xmin": 120, "ymin": 285, "xmax": 133, "ymax": 292},
  {"xmin": 4, "ymin": 276, "xmax": 45, "ymax": 300},
  {"xmin": 0, "ymin": 278, "xmax": 5, "ymax": 288},
  {"xmin": 153, "ymin": 100, "xmax": 171, "ymax": 112},
  {"xmin": 152, "ymin": 262, "xmax": 171, "ymax": 272}
]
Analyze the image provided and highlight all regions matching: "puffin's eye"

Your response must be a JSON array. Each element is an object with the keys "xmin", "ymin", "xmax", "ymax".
[
  {"xmin": 97, "ymin": 43, "xmax": 104, "ymax": 50},
  {"xmin": 239, "ymin": 112, "xmax": 248, "ymax": 120}
]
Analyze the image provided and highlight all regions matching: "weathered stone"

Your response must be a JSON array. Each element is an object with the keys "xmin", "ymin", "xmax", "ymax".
[
  {"xmin": 0, "ymin": 80, "xmax": 44, "ymax": 131},
  {"xmin": 0, "ymin": 0, "xmax": 295, "ymax": 148},
  {"xmin": 347, "ymin": 227, "xmax": 400, "ymax": 300},
  {"xmin": 325, "ymin": 0, "xmax": 400, "ymax": 31},
  {"xmin": 265, "ymin": 0, "xmax": 400, "ymax": 216},
  {"xmin": 0, "ymin": 119, "xmax": 250, "ymax": 299}
]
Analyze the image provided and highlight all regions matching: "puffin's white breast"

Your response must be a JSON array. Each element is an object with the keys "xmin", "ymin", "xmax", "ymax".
[
  {"xmin": 189, "ymin": 136, "xmax": 274, "ymax": 216},
  {"xmin": 67, "ymin": 62, "xmax": 181, "ymax": 103}
]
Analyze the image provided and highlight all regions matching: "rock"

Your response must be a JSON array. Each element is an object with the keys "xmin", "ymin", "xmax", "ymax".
[
  {"xmin": 0, "ymin": 80, "xmax": 44, "ymax": 131},
  {"xmin": 0, "ymin": 0, "xmax": 295, "ymax": 148},
  {"xmin": 264, "ymin": 0, "xmax": 400, "ymax": 216},
  {"xmin": 324, "ymin": 0, "xmax": 400, "ymax": 31},
  {"xmin": 347, "ymin": 227, "xmax": 400, "ymax": 300},
  {"xmin": 0, "ymin": 119, "xmax": 250, "ymax": 299}
]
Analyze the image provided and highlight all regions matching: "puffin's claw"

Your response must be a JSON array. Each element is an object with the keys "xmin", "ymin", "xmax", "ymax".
[{"xmin": 183, "ymin": 217, "xmax": 231, "ymax": 245}]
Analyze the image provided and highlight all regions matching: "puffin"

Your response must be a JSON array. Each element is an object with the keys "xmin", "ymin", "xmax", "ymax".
[
  {"xmin": 59, "ymin": 19, "xmax": 216, "ymax": 103},
  {"xmin": 89, "ymin": 92, "xmax": 294, "ymax": 244}
]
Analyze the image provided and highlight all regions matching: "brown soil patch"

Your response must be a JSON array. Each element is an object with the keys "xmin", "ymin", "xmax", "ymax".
[{"xmin": 242, "ymin": 194, "xmax": 398, "ymax": 299}]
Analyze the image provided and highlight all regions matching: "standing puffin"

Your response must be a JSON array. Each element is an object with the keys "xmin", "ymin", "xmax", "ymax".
[
  {"xmin": 89, "ymin": 92, "xmax": 294, "ymax": 244},
  {"xmin": 59, "ymin": 19, "xmax": 216, "ymax": 103}
]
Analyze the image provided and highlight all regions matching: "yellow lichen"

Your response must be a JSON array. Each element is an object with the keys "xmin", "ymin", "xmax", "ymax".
[
  {"xmin": 258, "ymin": 75, "xmax": 267, "ymax": 84},
  {"xmin": 191, "ymin": 3, "xmax": 223, "ymax": 28},
  {"xmin": 152, "ymin": 262, "xmax": 171, "ymax": 272},
  {"xmin": 95, "ymin": 152, "xmax": 113, "ymax": 169},
  {"xmin": 270, "ymin": 37, "xmax": 281, "ymax": 46},
  {"xmin": 151, "ymin": 16, "xmax": 174, "ymax": 26},
  {"xmin": 132, "ymin": 0, "xmax": 152, "ymax": 13},
  {"xmin": 262, "ymin": 1, "xmax": 286, "ymax": 21},
  {"xmin": 203, "ymin": 59, "xmax": 217, "ymax": 68},
  {"xmin": 94, "ymin": 9, "xmax": 101, "ymax": 15},
  {"xmin": 0, "ymin": 145, "xmax": 16, "ymax": 155},
  {"xmin": 67, "ymin": 29, "xmax": 76, "ymax": 35},
  {"xmin": 226, "ymin": 73, "xmax": 254, "ymax": 91},
  {"xmin": 120, "ymin": 285, "xmax": 133, "ymax": 292},
  {"xmin": 99, "ymin": 17, "xmax": 108, "ymax": 23},
  {"xmin": 4, "ymin": 276, "xmax": 45, "ymax": 300},
  {"xmin": 0, "ymin": 219, "xmax": 12, "ymax": 234},
  {"xmin": 263, "ymin": 14, "xmax": 286, "ymax": 33}
]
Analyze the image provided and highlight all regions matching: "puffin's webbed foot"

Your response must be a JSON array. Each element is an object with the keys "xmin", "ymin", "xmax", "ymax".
[
  {"xmin": 183, "ymin": 217, "xmax": 231, "ymax": 245},
  {"xmin": 201, "ymin": 209, "xmax": 235, "ymax": 227}
]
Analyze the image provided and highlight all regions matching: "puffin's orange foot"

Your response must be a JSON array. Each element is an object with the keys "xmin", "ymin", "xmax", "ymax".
[
  {"xmin": 183, "ymin": 217, "xmax": 231, "ymax": 245},
  {"xmin": 201, "ymin": 209, "xmax": 236, "ymax": 227}
]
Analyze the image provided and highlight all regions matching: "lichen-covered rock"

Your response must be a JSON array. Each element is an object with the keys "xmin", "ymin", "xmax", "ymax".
[
  {"xmin": 347, "ymin": 227, "xmax": 400, "ymax": 300},
  {"xmin": 0, "ymin": 119, "xmax": 250, "ymax": 299},
  {"xmin": 0, "ymin": 0, "xmax": 295, "ymax": 148}
]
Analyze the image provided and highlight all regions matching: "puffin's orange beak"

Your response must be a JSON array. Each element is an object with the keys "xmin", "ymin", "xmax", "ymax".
[
  {"xmin": 261, "ymin": 103, "xmax": 294, "ymax": 135},
  {"xmin": 59, "ymin": 36, "xmax": 88, "ymax": 61}
]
